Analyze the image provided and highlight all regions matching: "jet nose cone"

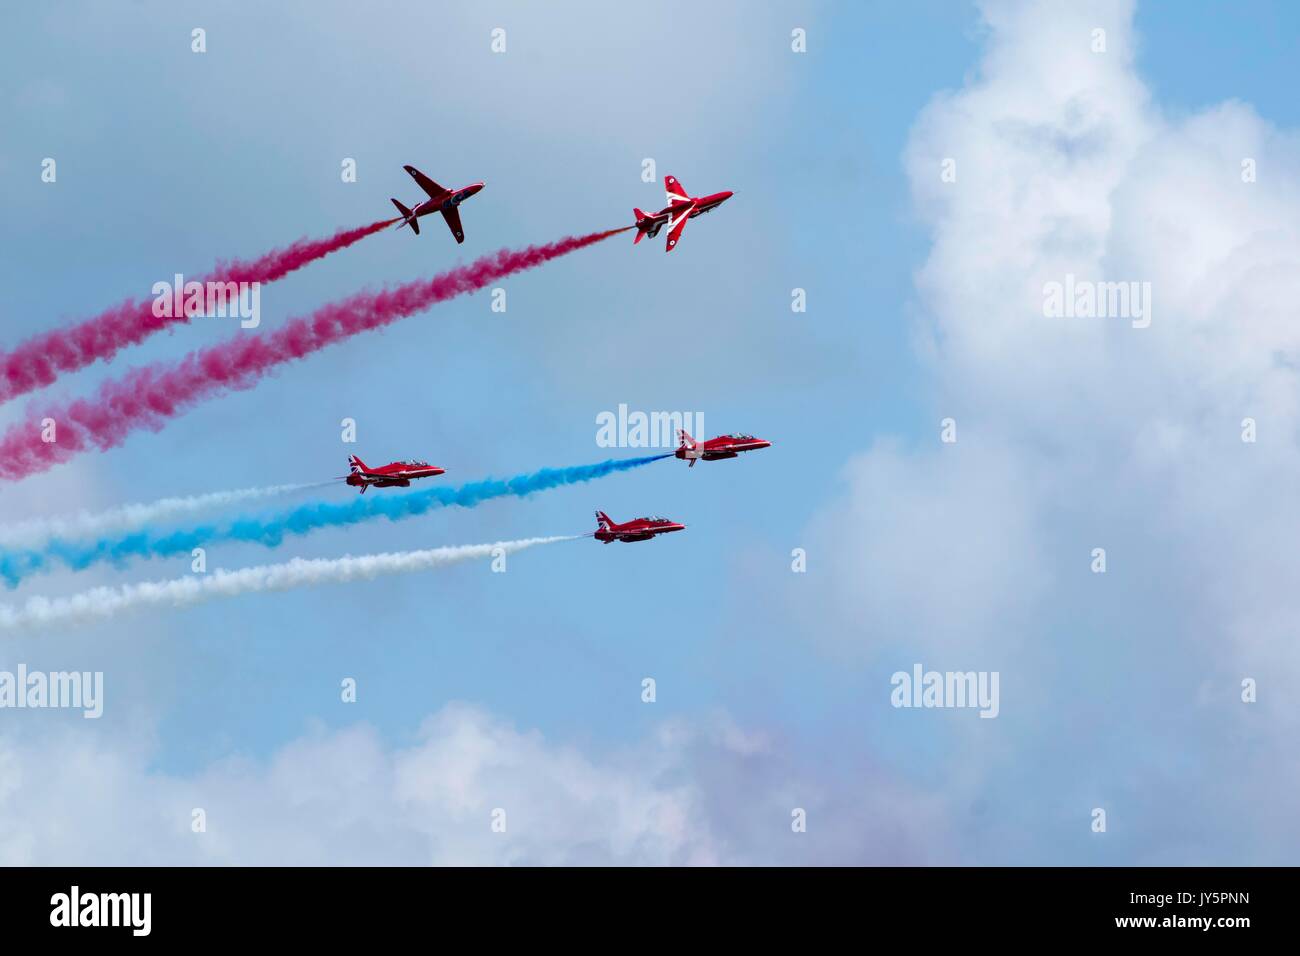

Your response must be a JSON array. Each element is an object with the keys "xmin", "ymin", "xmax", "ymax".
[{"xmin": 721, "ymin": 191, "xmax": 734, "ymax": 201}]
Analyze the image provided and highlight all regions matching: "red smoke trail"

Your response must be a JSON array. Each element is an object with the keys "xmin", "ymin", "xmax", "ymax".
[
  {"xmin": 0, "ymin": 218, "xmax": 396, "ymax": 404},
  {"xmin": 0, "ymin": 227, "xmax": 630, "ymax": 481}
]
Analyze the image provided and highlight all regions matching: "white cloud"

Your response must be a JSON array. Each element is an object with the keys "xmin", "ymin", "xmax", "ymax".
[
  {"xmin": 779, "ymin": 0, "xmax": 1300, "ymax": 861},
  {"xmin": 805, "ymin": 0, "xmax": 1300, "ymax": 687},
  {"xmin": 804, "ymin": 438, "xmax": 1050, "ymax": 658},
  {"xmin": 0, "ymin": 703, "xmax": 947, "ymax": 865}
]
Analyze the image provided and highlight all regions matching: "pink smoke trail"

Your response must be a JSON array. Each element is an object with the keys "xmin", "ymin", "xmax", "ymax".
[
  {"xmin": 0, "ymin": 218, "xmax": 397, "ymax": 404},
  {"xmin": 0, "ymin": 227, "xmax": 630, "ymax": 481}
]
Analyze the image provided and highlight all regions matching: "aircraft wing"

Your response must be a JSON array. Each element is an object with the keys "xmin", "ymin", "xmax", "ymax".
[
  {"xmin": 665, "ymin": 175, "xmax": 689, "ymax": 204},
  {"xmin": 404, "ymin": 165, "xmax": 448, "ymax": 199},
  {"xmin": 665, "ymin": 205, "xmax": 692, "ymax": 252},
  {"xmin": 441, "ymin": 206, "xmax": 465, "ymax": 243}
]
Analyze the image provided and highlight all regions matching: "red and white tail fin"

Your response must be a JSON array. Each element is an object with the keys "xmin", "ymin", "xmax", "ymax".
[
  {"xmin": 390, "ymin": 198, "xmax": 419, "ymax": 234},
  {"xmin": 664, "ymin": 175, "xmax": 689, "ymax": 205},
  {"xmin": 633, "ymin": 208, "xmax": 649, "ymax": 244},
  {"xmin": 679, "ymin": 430, "xmax": 700, "ymax": 467},
  {"xmin": 595, "ymin": 511, "xmax": 614, "ymax": 532},
  {"xmin": 348, "ymin": 455, "xmax": 367, "ymax": 474}
]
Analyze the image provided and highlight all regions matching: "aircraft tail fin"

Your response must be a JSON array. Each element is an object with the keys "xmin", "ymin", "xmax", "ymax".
[
  {"xmin": 595, "ymin": 510, "xmax": 613, "ymax": 532},
  {"xmin": 348, "ymin": 455, "xmax": 367, "ymax": 474},
  {"xmin": 390, "ymin": 198, "xmax": 419, "ymax": 234},
  {"xmin": 679, "ymin": 431, "xmax": 699, "ymax": 466}
]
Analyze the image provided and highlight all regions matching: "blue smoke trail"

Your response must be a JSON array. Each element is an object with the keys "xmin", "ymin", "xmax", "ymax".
[{"xmin": 0, "ymin": 454, "xmax": 672, "ymax": 586}]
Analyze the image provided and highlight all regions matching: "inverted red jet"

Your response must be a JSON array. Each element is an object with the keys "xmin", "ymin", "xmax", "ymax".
[
  {"xmin": 390, "ymin": 165, "xmax": 485, "ymax": 243},
  {"xmin": 675, "ymin": 430, "xmax": 771, "ymax": 468},
  {"xmin": 592, "ymin": 511, "xmax": 686, "ymax": 543},
  {"xmin": 633, "ymin": 175, "xmax": 733, "ymax": 252},
  {"xmin": 345, "ymin": 455, "xmax": 445, "ymax": 494}
]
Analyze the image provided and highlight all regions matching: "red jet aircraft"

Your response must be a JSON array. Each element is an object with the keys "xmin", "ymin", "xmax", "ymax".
[
  {"xmin": 344, "ymin": 455, "xmax": 445, "ymax": 494},
  {"xmin": 633, "ymin": 175, "xmax": 733, "ymax": 252},
  {"xmin": 390, "ymin": 165, "xmax": 485, "ymax": 243},
  {"xmin": 592, "ymin": 511, "xmax": 686, "ymax": 543},
  {"xmin": 675, "ymin": 430, "xmax": 772, "ymax": 468}
]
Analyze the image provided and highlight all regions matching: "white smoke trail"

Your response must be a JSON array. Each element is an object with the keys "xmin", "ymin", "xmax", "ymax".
[
  {"xmin": 0, "ymin": 536, "xmax": 575, "ymax": 633},
  {"xmin": 0, "ymin": 482, "xmax": 335, "ymax": 549}
]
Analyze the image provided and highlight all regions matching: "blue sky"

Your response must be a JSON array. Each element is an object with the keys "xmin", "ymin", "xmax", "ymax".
[{"xmin": 1, "ymin": 0, "xmax": 1298, "ymax": 865}]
